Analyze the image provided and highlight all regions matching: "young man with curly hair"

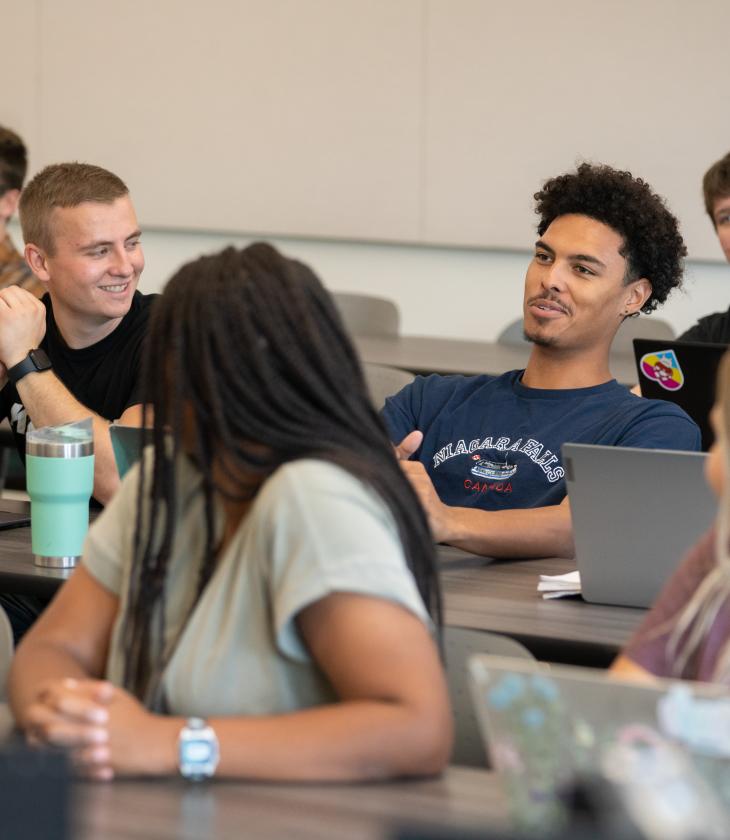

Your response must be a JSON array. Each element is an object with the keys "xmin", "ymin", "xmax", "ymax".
[
  {"xmin": 382, "ymin": 163, "xmax": 701, "ymax": 560},
  {"xmin": 678, "ymin": 151, "xmax": 730, "ymax": 343}
]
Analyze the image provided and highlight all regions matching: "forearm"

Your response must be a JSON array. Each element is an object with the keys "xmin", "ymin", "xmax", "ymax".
[
  {"xmin": 9, "ymin": 639, "xmax": 100, "ymax": 728},
  {"xmin": 17, "ymin": 371, "xmax": 119, "ymax": 503},
  {"xmin": 142, "ymin": 700, "xmax": 450, "ymax": 781},
  {"xmin": 440, "ymin": 501, "xmax": 574, "ymax": 559}
]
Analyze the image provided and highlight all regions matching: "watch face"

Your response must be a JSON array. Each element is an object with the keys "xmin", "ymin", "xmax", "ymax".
[
  {"xmin": 182, "ymin": 739, "xmax": 214, "ymax": 763},
  {"xmin": 179, "ymin": 727, "xmax": 219, "ymax": 779},
  {"xmin": 29, "ymin": 349, "xmax": 52, "ymax": 370}
]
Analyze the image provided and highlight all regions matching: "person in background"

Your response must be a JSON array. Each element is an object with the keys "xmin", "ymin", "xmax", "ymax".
[
  {"xmin": 678, "ymin": 152, "xmax": 730, "ymax": 343},
  {"xmin": 0, "ymin": 162, "xmax": 154, "ymax": 643},
  {"xmin": 614, "ymin": 351, "xmax": 730, "ymax": 682},
  {"xmin": 8, "ymin": 243, "xmax": 451, "ymax": 782},
  {"xmin": 0, "ymin": 126, "xmax": 43, "ymax": 297},
  {"xmin": 383, "ymin": 164, "xmax": 700, "ymax": 561},
  {"xmin": 0, "ymin": 162, "xmax": 153, "ymax": 503}
]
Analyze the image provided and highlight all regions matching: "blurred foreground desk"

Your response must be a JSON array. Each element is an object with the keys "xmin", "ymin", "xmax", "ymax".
[
  {"xmin": 439, "ymin": 546, "xmax": 645, "ymax": 667},
  {"xmin": 354, "ymin": 334, "xmax": 639, "ymax": 386},
  {"xmin": 75, "ymin": 767, "xmax": 505, "ymax": 840}
]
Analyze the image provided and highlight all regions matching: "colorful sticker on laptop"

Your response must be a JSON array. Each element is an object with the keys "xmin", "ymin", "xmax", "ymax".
[{"xmin": 639, "ymin": 349, "xmax": 684, "ymax": 391}]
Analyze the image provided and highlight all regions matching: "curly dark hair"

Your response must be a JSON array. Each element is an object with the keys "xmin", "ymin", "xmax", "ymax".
[{"xmin": 534, "ymin": 163, "xmax": 686, "ymax": 314}]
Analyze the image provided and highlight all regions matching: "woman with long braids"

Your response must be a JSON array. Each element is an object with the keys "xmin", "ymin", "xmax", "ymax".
[
  {"xmin": 613, "ymin": 351, "xmax": 730, "ymax": 683},
  {"xmin": 9, "ymin": 243, "xmax": 451, "ymax": 781}
]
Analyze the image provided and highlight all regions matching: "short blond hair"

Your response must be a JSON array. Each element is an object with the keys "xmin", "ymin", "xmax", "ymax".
[{"xmin": 19, "ymin": 162, "xmax": 128, "ymax": 253}]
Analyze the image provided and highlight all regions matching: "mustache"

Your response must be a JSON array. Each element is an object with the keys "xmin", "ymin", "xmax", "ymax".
[{"xmin": 526, "ymin": 293, "xmax": 572, "ymax": 317}]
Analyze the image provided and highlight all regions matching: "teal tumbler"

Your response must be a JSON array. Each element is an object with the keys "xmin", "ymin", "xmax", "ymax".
[{"xmin": 26, "ymin": 422, "xmax": 95, "ymax": 568}]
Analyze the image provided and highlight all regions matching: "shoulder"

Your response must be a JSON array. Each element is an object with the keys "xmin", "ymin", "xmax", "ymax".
[
  {"xmin": 253, "ymin": 458, "xmax": 401, "ymax": 544},
  {"xmin": 252, "ymin": 458, "xmax": 417, "ymax": 577},
  {"xmin": 394, "ymin": 371, "xmax": 503, "ymax": 408},
  {"xmin": 625, "ymin": 391, "xmax": 693, "ymax": 422},
  {"xmin": 382, "ymin": 370, "xmax": 516, "ymax": 442},
  {"xmin": 697, "ymin": 307, "xmax": 730, "ymax": 328},
  {"xmin": 612, "ymin": 389, "xmax": 701, "ymax": 449},
  {"xmin": 257, "ymin": 458, "xmax": 387, "ymax": 514},
  {"xmin": 679, "ymin": 307, "xmax": 730, "ymax": 343}
]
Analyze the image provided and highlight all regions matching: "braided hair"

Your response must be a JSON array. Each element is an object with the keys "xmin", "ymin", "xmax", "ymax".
[{"xmin": 121, "ymin": 242, "xmax": 440, "ymax": 701}]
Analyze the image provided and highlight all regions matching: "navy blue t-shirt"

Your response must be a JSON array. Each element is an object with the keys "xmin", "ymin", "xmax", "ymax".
[{"xmin": 381, "ymin": 370, "xmax": 701, "ymax": 511}]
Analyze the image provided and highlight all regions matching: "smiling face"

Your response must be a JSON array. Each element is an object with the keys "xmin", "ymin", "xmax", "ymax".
[
  {"xmin": 711, "ymin": 196, "xmax": 730, "ymax": 263},
  {"xmin": 27, "ymin": 195, "xmax": 144, "ymax": 331},
  {"xmin": 523, "ymin": 214, "xmax": 651, "ymax": 353}
]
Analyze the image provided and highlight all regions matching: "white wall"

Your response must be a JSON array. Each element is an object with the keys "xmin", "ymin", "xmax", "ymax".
[
  {"xmin": 10, "ymin": 220, "xmax": 726, "ymax": 342},
  {"xmin": 10, "ymin": 1, "xmax": 729, "ymax": 261}
]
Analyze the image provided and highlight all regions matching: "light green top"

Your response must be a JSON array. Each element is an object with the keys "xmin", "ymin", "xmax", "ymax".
[{"xmin": 82, "ymin": 457, "xmax": 429, "ymax": 717}]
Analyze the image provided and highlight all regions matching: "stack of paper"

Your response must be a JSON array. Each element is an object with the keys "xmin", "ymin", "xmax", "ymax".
[{"xmin": 537, "ymin": 570, "xmax": 581, "ymax": 600}]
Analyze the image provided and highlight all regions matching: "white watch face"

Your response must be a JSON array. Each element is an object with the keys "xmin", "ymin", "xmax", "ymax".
[
  {"xmin": 179, "ymin": 725, "xmax": 219, "ymax": 779},
  {"xmin": 183, "ymin": 739, "xmax": 213, "ymax": 763}
]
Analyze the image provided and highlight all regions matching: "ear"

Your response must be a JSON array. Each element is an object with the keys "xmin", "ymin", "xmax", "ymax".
[
  {"xmin": 622, "ymin": 278, "xmax": 652, "ymax": 316},
  {"xmin": 0, "ymin": 188, "xmax": 20, "ymax": 221},
  {"xmin": 24, "ymin": 242, "xmax": 52, "ymax": 284}
]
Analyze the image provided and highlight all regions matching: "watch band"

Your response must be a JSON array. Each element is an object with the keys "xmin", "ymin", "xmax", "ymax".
[
  {"xmin": 178, "ymin": 717, "xmax": 219, "ymax": 781},
  {"xmin": 7, "ymin": 349, "xmax": 52, "ymax": 385}
]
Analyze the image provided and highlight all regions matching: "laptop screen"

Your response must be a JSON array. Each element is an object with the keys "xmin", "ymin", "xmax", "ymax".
[{"xmin": 633, "ymin": 338, "xmax": 727, "ymax": 450}]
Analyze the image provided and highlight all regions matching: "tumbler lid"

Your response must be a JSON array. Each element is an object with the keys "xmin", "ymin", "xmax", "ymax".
[{"xmin": 26, "ymin": 417, "xmax": 94, "ymax": 458}]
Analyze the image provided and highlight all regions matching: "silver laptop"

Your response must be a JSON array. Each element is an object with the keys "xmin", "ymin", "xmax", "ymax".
[
  {"xmin": 468, "ymin": 655, "xmax": 730, "ymax": 837},
  {"xmin": 563, "ymin": 442, "xmax": 715, "ymax": 608}
]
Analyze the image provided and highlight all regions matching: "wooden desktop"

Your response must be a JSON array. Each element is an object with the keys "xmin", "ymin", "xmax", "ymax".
[{"xmin": 0, "ymin": 507, "xmax": 643, "ymax": 666}]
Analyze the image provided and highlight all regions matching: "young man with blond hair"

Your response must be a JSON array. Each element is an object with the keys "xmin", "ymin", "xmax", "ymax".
[{"xmin": 0, "ymin": 162, "xmax": 155, "ymax": 640}]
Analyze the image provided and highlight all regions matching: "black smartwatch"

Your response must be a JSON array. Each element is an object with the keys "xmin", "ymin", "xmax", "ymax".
[{"xmin": 7, "ymin": 349, "xmax": 52, "ymax": 384}]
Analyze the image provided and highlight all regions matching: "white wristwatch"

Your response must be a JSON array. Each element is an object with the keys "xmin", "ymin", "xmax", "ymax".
[{"xmin": 178, "ymin": 717, "xmax": 219, "ymax": 781}]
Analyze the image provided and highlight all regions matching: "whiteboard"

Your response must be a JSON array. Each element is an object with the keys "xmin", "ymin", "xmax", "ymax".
[
  {"xmin": 423, "ymin": 0, "xmax": 730, "ymax": 261},
  {"xmin": 4, "ymin": 0, "xmax": 728, "ymax": 261}
]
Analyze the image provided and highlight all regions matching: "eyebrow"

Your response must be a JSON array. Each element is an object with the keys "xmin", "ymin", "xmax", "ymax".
[
  {"xmin": 80, "ymin": 230, "xmax": 142, "ymax": 250},
  {"xmin": 535, "ymin": 239, "xmax": 607, "ymax": 269}
]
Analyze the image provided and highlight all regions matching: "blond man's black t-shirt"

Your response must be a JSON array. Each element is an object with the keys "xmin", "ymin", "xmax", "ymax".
[{"xmin": 0, "ymin": 291, "xmax": 157, "ymax": 462}]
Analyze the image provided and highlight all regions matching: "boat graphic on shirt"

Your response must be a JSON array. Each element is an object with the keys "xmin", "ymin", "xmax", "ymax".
[{"xmin": 470, "ymin": 453, "xmax": 517, "ymax": 481}]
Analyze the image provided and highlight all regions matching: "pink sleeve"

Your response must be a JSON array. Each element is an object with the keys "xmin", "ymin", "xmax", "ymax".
[{"xmin": 622, "ymin": 527, "xmax": 717, "ymax": 678}]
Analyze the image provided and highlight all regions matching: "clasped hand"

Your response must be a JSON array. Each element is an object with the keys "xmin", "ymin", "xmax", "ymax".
[
  {"xmin": 394, "ymin": 431, "xmax": 452, "ymax": 543},
  {"xmin": 23, "ymin": 677, "xmax": 157, "ymax": 781},
  {"xmin": 0, "ymin": 286, "xmax": 46, "ymax": 378}
]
